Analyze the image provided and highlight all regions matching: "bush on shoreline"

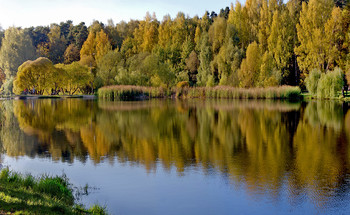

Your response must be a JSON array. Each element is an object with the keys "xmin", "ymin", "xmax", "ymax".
[{"xmin": 305, "ymin": 68, "xmax": 344, "ymax": 99}]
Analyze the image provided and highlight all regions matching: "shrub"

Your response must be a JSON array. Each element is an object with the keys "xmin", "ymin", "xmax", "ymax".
[
  {"xmin": 305, "ymin": 68, "xmax": 321, "ymax": 96},
  {"xmin": 317, "ymin": 68, "xmax": 344, "ymax": 98}
]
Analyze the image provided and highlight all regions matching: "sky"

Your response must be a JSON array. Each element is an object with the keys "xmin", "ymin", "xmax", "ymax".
[{"xmin": 0, "ymin": 0, "xmax": 236, "ymax": 29}]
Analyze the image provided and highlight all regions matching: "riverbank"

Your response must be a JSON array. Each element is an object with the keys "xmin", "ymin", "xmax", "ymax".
[
  {"xmin": 302, "ymin": 92, "xmax": 350, "ymax": 101},
  {"xmin": 0, "ymin": 168, "xmax": 107, "ymax": 214},
  {"xmin": 98, "ymin": 85, "xmax": 302, "ymax": 100}
]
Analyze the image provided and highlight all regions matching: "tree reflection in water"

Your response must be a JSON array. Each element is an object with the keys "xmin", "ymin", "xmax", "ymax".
[{"xmin": 0, "ymin": 99, "xmax": 350, "ymax": 208}]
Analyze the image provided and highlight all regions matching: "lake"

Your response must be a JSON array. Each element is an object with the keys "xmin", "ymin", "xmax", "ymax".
[{"xmin": 1, "ymin": 98, "xmax": 350, "ymax": 214}]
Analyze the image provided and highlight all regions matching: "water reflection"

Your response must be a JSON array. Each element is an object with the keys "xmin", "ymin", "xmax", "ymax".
[{"xmin": 1, "ymin": 99, "xmax": 350, "ymax": 210}]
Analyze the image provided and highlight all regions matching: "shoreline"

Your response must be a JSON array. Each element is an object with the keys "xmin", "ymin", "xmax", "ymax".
[{"xmin": 2, "ymin": 89, "xmax": 350, "ymax": 102}]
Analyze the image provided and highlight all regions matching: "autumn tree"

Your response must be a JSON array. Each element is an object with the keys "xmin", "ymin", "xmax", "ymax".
[
  {"xmin": 80, "ymin": 31, "xmax": 96, "ymax": 58},
  {"xmin": 295, "ymin": 0, "xmax": 334, "ymax": 79},
  {"xmin": 13, "ymin": 57, "xmax": 59, "ymax": 95},
  {"xmin": 208, "ymin": 16, "xmax": 227, "ymax": 54},
  {"xmin": 97, "ymin": 50, "xmax": 122, "ymax": 86},
  {"xmin": 80, "ymin": 29, "xmax": 112, "ymax": 66},
  {"xmin": 239, "ymin": 41, "xmax": 261, "ymax": 87},
  {"xmin": 0, "ymin": 27, "xmax": 36, "ymax": 79},
  {"xmin": 324, "ymin": 7, "xmax": 346, "ymax": 70},
  {"xmin": 95, "ymin": 30, "xmax": 112, "ymax": 63}
]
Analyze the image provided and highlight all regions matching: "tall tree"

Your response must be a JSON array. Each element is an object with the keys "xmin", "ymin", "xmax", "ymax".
[
  {"xmin": 208, "ymin": 16, "xmax": 227, "ymax": 54},
  {"xmin": 239, "ymin": 41, "xmax": 261, "ymax": 87},
  {"xmin": 64, "ymin": 44, "xmax": 80, "ymax": 64},
  {"xmin": 295, "ymin": 0, "xmax": 334, "ymax": 80},
  {"xmin": 95, "ymin": 30, "xmax": 112, "ymax": 63},
  {"xmin": 47, "ymin": 24, "xmax": 67, "ymax": 64},
  {"xmin": 324, "ymin": 7, "xmax": 346, "ymax": 70},
  {"xmin": 267, "ymin": 8, "xmax": 294, "ymax": 83},
  {"xmin": 197, "ymin": 32, "xmax": 212, "ymax": 86},
  {"xmin": 0, "ymin": 27, "xmax": 36, "ymax": 79},
  {"xmin": 67, "ymin": 22, "xmax": 88, "ymax": 49},
  {"xmin": 97, "ymin": 50, "xmax": 122, "ymax": 86}
]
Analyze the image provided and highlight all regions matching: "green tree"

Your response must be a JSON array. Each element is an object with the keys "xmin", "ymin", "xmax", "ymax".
[
  {"xmin": 197, "ymin": 32, "xmax": 212, "ymax": 86},
  {"xmin": 317, "ymin": 67, "xmax": 344, "ymax": 98},
  {"xmin": 13, "ymin": 57, "xmax": 58, "ymax": 95},
  {"xmin": 64, "ymin": 44, "xmax": 80, "ymax": 64},
  {"xmin": 305, "ymin": 68, "xmax": 321, "ymax": 96},
  {"xmin": 47, "ymin": 24, "xmax": 67, "ymax": 64},
  {"xmin": 67, "ymin": 22, "xmax": 88, "ymax": 49},
  {"xmin": 97, "ymin": 50, "xmax": 122, "ymax": 86},
  {"xmin": 0, "ymin": 27, "xmax": 36, "ymax": 79},
  {"xmin": 57, "ymin": 62, "xmax": 93, "ymax": 95},
  {"xmin": 105, "ymin": 19, "xmax": 122, "ymax": 49}
]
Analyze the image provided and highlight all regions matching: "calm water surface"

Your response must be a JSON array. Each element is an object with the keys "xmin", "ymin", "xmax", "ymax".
[{"xmin": 1, "ymin": 98, "xmax": 350, "ymax": 214}]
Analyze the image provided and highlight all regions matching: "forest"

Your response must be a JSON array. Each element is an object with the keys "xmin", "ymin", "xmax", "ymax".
[{"xmin": 0, "ymin": 0, "xmax": 349, "ymax": 95}]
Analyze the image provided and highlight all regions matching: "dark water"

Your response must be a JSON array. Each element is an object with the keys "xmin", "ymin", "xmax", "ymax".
[{"xmin": 1, "ymin": 98, "xmax": 350, "ymax": 214}]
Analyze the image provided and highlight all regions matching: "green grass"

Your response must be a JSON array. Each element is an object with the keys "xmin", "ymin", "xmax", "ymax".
[{"xmin": 0, "ymin": 168, "xmax": 108, "ymax": 215}]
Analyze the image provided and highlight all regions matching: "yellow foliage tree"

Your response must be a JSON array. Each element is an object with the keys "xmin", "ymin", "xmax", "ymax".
[
  {"xmin": 295, "ymin": 0, "xmax": 333, "ymax": 79},
  {"xmin": 239, "ymin": 41, "xmax": 261, "ymax": 87}
]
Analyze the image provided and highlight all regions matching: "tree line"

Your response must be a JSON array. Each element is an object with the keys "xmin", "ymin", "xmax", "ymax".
[{"xmin": 0, "ymin": 0, "xmax": 350, "ymax": 95}]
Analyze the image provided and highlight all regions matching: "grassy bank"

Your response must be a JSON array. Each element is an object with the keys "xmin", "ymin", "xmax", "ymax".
[
  {"xmin": 0, "ymin": 168, "xmax": 107, "ymax": 215},
  {"xmin": 98, "ymin": 85, "xmax": 301, "ymax": 100}
]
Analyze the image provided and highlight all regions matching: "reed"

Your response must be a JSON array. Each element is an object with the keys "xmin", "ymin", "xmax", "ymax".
[
  {"xmin": 98, "ymin": 85, "xmax": 301, "ymax": 100},
  {"xmin": 179, "ymin": 86, "xmax": 301, "ymax": 100},
  {"xmin": 98, "ymin": 85, "xmax": 169, "ymax": 100}
]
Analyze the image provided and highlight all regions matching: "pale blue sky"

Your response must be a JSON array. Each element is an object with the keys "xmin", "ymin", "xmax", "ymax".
[{"xmin": 0, "ymin": 0, "xmax": 236, "ymax": 29}]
